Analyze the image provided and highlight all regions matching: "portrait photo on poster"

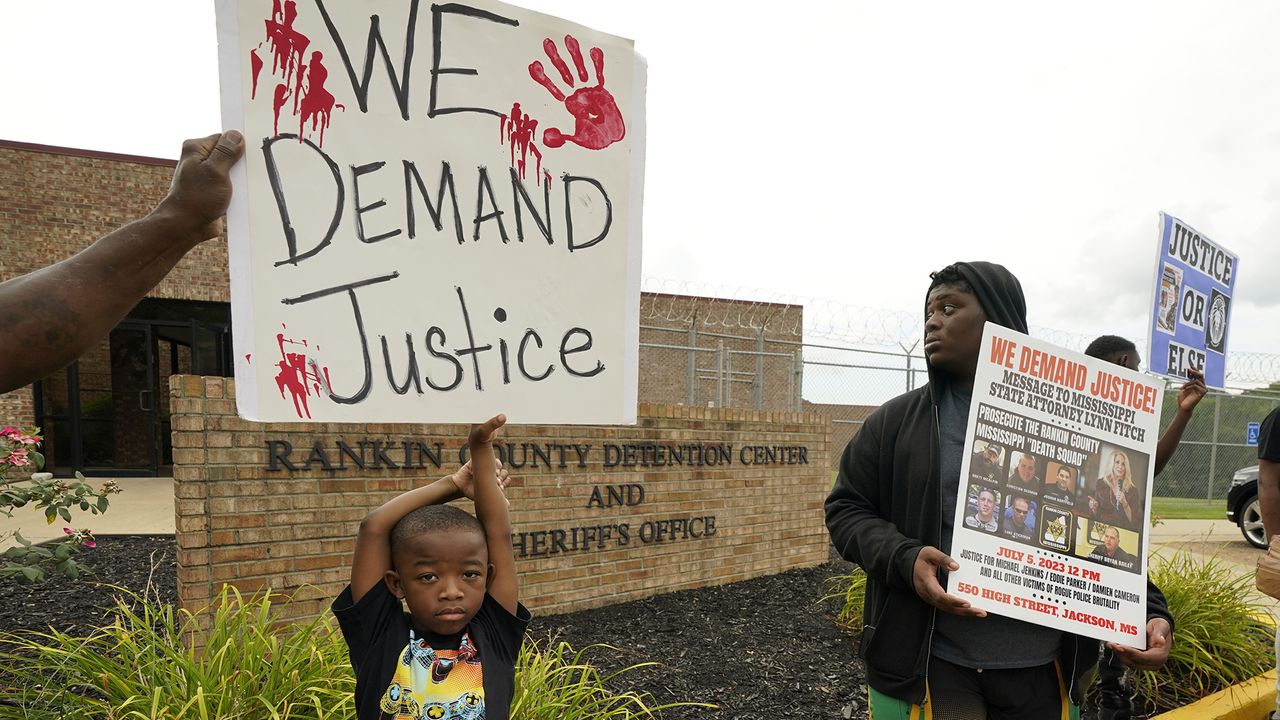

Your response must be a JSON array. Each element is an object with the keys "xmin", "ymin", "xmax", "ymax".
[
  {"xmin": 1006, "ymin": 448, "xmax": 1042, "ymax": 493},
  {"xmin": 1042, "ymin": 461, "xmax": 1077, "ymax": 507},
  {"xmin": 970, "ymin": 439, "xmax": 1008, "ymax": 484},
  {"xmin": 1156, "ymin": 263, "xmax": 1181, "ymax": 336},
  {"xmin": 964, "ymin": 484, "xmax": 1003, "ymax": 534}
]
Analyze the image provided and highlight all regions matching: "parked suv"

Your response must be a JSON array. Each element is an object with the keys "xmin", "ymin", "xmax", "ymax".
[{"xmin": 1226, "ymin": 465, "xmax": 1264, "ymax": 548}]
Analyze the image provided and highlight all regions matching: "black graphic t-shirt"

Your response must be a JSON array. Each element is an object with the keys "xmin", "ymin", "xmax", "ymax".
[{"xmin": 332, "ymin": 582, "xmax": 531, "ymax": 720}]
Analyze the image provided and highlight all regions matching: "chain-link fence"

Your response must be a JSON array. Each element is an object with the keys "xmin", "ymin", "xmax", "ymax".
[{"xmin": 1154, "ymin": 387, "xmax": 1280, "ymax": 499}]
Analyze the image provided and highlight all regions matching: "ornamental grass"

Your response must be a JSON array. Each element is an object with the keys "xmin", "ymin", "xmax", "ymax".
[
  {"xmin": 819, "ymin": 568, "xmax": 867, "ymax": 633},
  {"xmin": 1131, "ymin": 551, "xmax": 1274, "ymax": 714},
  {"xmin": 0, "ymin": 585, "xmax": 705, "ymax": 719}
]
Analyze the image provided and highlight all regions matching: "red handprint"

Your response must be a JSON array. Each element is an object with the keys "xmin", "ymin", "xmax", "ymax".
[{"xmin": 528, "ymin": 35, "xmax": 625, "ymax": 150}]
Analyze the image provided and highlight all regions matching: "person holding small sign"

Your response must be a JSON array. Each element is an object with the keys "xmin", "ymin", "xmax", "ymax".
[
  {"xmin": 1083, "ymin": 334, "xmax": 1206, "ymax": 720},
  {"xmin": 1084, "ymin": 335, "xmax": 1208, "ymax": 478},
  {"xmin": 826, "ymin": 262, "xmax": 1174, "ymax": 718},
  {"xmin": 332, "ymin": 415, "xmax": 529, "ymax": 720},
  {"xmin": 0, "ymin": 131, "xmax": 245, "ymax": 394}
]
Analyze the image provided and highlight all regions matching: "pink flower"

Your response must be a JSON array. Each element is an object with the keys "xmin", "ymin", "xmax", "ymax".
[
  {"xmin": 62, "ymin": 527, "xmax": 96, "ymax": 547},
  {"xmin": 6, "ymin": 449, "xmax": 29, "ymax": 467},
  {"xmin": 0, "ymin": 426, "xmax": 40, "ymax": 444}
]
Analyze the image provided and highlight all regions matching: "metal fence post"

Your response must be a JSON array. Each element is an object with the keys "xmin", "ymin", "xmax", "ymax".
[
  {"xmin": 788, "ymin": 349, "xmax": 798, "ymax": 412},
  {"xmin": 1207, "ymin": 395, "xmax": 1221, "ymax": 500},
  {"xmin": 900, "ymin": 340, "xmax": 920, "ymax": 392},
  {"xmin": 687, "ymin": 315, "xmax": 698, "ymax": 405},
  {"xmin": 726, "ymin": 344, "xmax": 735, "ymax": 408},
  {"xmin": 716, "ymin": 340, "xmax": 725, "ymax": 408},
  {"xmin": 755, "ymin": 326, "xmax": 765, "ymax": 409}
]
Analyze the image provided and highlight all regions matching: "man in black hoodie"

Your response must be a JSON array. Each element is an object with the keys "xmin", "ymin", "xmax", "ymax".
[{"xmin": 825, "ymin": 262, "xmax": 1174, "ymax": 718}]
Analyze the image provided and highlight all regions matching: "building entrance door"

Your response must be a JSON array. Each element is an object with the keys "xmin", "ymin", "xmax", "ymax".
[{"xmin": 34, "ymin": 302, "xmax": 231, "ymax": 477}]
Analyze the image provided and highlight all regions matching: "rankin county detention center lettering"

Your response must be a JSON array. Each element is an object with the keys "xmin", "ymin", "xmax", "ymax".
[{"xmin": 263, "ymin": 439, "xmax": 810, "ymax": 558}]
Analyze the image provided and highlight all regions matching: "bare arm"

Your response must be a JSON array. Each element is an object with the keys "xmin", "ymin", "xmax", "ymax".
[
  {"xmin": 1153, "ymin": 368, "xmax": 1207, "ymax": 476},
  {"xmin": 1260, "ymin": 458, "xmax": 1280, "ymax": 543},
  {"xmin": 349, "ymin": 476, "xmax": 463, "ymax": 604},
  {"xmin": 470, "ymin": 414, "xmax": 518, "ymax": 615},
  {"xmin": 0, "ymin": 132, "xmax": 244, "ymax": 393}
]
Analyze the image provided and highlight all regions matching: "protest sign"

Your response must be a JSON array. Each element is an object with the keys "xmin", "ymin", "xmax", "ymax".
[
  {"xmin": 949, "ymin": 323, "xmax": 1163, "ymax": 648},
  {"xmin": 214, "ymin": 0, "xmax": 646, "ymax": 423},
  {"xmin": 1147, "ymin": 212, "xmax": 1238, "ymax": 388}
]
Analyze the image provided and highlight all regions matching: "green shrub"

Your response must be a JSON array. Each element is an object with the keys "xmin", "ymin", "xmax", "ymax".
[
  {"xmin": 820, "ymin": 568, "xmax": 867, "ymax": 633},
  {"xmin": 1131, "ymin": 551, "xmax": 1275, "ymax": 714},
  {"xmin": 0, "ymin": 585, "xmax": 354, "ymax": 719},
  {"xmin": 0, "ymin": 585, "xmax": 709, "ymax": 719}
]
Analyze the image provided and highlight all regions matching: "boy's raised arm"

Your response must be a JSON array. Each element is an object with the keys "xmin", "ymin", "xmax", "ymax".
[
  {"xmin": 349, "ymin": 475, "xmax": 462, "ymax": 604},
  {"xmin": 470, "ymin": 414, "xmax": 519, "ymax": 615}
]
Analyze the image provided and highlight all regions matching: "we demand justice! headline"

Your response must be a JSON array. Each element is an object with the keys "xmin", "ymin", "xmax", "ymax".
[{"xmin": 986, "ymin": 335, "xmax": 1159, "ymax": 443}]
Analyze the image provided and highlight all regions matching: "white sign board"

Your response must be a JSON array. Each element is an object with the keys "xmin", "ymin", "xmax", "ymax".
[
  {"xmin": 950, "ymin": 324, "xmax": 1163, "ymax": 648},
  {"xmin": 215, "ymin": 0, "xmax": 645, "ymax": 423}
]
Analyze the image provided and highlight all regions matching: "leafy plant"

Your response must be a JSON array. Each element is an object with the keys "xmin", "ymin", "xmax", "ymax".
[
  {"xmin": 512, "ymin": 638, "xmax": 713, "ymax": 719},
  {"xmin": 820, "ymin": 568, "xmax": 867, "ymax": 633},
  {"xmin": 1130, "ymin": 551, "xmax": 1275, "ymax": 713},
  {"xmin": 0, "ymin": 585, "xmax": 355, "ymax": 719},
  {"xmin": 0, "ymin": 425, "xmax": 120, "ymax": 583},
  {"xmin": 0, "ymin": 585, "xmax": 711, "ymax": 719}
]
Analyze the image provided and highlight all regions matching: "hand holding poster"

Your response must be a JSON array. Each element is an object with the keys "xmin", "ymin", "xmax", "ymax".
[
  {"xmin": 949, "ymin": 323, "xmax": 1163, "ymax": 648},
  {"xmin": 214, "ymin": 0, "xmax": 645, "ymax": 423},
  {"xmin": 1148, "ymin": 213, "xmax": 1238, "ymax": 388}
]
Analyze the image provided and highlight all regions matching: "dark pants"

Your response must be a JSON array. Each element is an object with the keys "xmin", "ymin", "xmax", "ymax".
[
  {"xmin": 868, "ymin": 656, "xmax": 1078, "ymax": 720},
  {"xmin": 1095, "ymin": 646, "xmax": 1132, "ymax": 720}
]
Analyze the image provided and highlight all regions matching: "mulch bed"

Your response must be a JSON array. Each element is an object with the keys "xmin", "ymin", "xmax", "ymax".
[{"xmin": 0, "ymin": 537, "xmax": 1130, "ymax": 718}]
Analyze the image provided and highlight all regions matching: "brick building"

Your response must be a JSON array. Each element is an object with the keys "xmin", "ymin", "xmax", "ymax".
[{"xmin": 1, "ymin": 140, "xmax": 805, "ymax": 476}]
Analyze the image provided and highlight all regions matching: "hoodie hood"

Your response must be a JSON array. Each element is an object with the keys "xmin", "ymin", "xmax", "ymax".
[{"xmin": 925, "ymin": 260, "xmax": 1028, "ymax": 397}]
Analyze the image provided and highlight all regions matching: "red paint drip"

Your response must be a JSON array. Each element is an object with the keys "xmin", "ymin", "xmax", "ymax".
[
  {"xmin": 298, "ymin": 51, "xmax": 343, "ymax": 147},
  {"xmin": 249, "ymin": 0, "xmax": 341, "ymax": 145},
  {"xmin": 244, "ymin": 353, "xmax": 253, "ymax": 364},
  {"xmin": 250, "ymin": 49, "xmax": 264, "ymax": 99},
  {"xmin": 273, "ymin": 331, "xmax": 330, "ymax": 419},
  {"xmin": 501, "ymin": 102, "xmax": 545, "ymax": 186}
]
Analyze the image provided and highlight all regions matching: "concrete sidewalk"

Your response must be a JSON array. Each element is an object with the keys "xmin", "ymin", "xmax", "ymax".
[{"xmin": 0, "ymin": 476, "xmax": 174, "ymax": 549}]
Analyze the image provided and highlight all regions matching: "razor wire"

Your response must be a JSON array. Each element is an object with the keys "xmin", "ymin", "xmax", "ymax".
[{"xmin": 641, "ymin": 277, "xmax": 1280, "ymax": 385}]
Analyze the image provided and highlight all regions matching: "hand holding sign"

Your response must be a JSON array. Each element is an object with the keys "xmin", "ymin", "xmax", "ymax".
[
  {"xmin": 449, "ymin": 459, "xmax": 512, "ymax": 506},
  {"xmin": 1177, "ymin": 367, "xmax": 1207, "ymax": 412},
  {"xmin": 913, "ymin": 546, "xmax": 987, "ymax": 617},
  {"xmin": 1107, "ymin": 617, "xmax": 1173, "ymax": 670},
  {"xmin": 528, "ymin": 35, "xmax": 626, "ymax": 150},
  {"xmin": 161, "ymin": 131, "xmax": 246, "ymax": 245}
]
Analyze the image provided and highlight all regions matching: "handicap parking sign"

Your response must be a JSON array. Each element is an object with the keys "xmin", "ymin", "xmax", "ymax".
[{"xmin": 1248, "ymin": 422, "xmax": 1261, "ymax": 446}]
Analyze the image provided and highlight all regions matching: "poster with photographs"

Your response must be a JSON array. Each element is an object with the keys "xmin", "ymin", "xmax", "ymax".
[
  {"xmin": 950, "ymin": 323, "xmax": 1163, "ymax": 648},
  {"xmin": 1147, "ymin": 212, "xmax": 1238, "ymax": 388}
]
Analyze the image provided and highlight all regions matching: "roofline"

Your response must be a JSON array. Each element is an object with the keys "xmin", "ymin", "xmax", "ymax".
[
  {"xmin": 642, "ymin": 290, "xmax": 801, "ymax": 312},
  {"xmin": 0, "ymin": 139, "xmax": 176, "ymax": 168}
]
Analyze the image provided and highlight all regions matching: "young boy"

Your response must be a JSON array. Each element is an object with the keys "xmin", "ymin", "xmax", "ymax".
[{"xmin": 333, "ymin": 414, "xmax": 530, "ymax": 720}]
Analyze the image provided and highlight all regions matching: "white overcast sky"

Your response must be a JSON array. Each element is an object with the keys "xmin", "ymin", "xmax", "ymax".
[{"xmin": 4, "ymin": 0, "xmax": 1280, "ymax": 362}]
